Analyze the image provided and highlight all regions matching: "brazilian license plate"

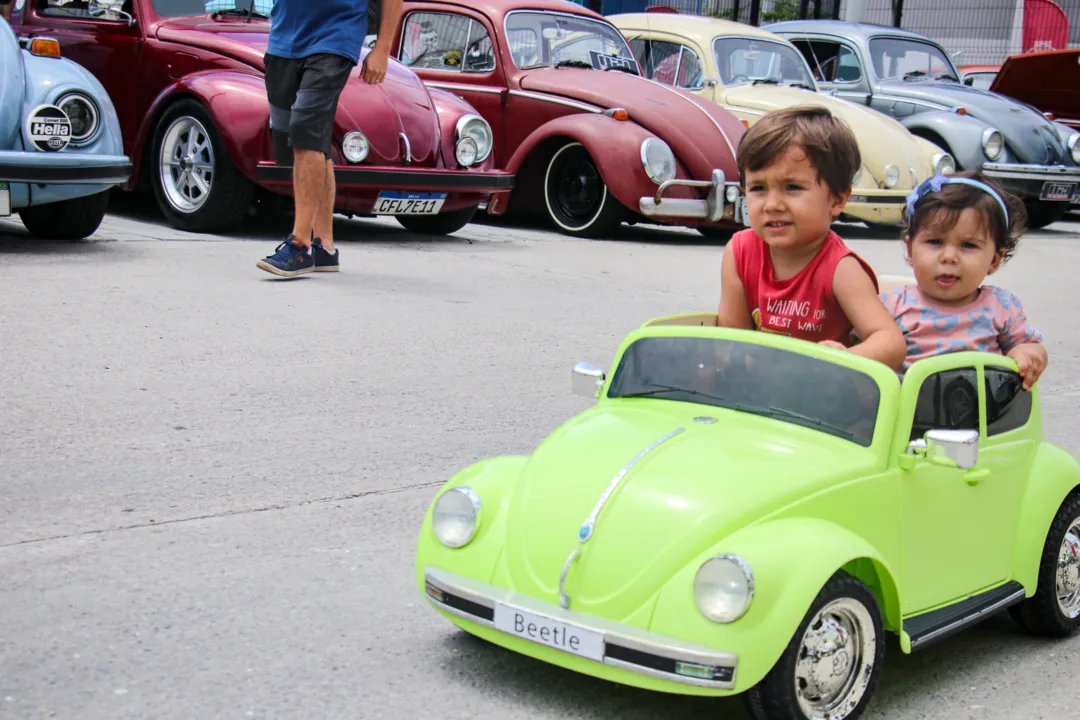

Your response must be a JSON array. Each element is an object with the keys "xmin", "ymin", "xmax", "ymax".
[
  {"xmin": 0, "ymin": 182, "xmax": 9, "ymax": 217},
  {"xmin": 372, "ymin": 191, "xmax": 446, "ymax": 215},
  {"xmin": 1039, "ymin": 181, "xmax": 1075, "ymax": 201}
]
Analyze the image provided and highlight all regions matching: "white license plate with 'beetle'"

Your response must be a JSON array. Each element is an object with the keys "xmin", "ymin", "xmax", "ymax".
[
  {"xmin": 493, "ymin": 602, "xmax": 606, "ymax": 662},
  {"xmin": 0, "ymin": 182, "xmax": 10, "ymax": 217},
  {"xmin": 372, "ymin": 191, "xmax": 446, "ymax": 215}
]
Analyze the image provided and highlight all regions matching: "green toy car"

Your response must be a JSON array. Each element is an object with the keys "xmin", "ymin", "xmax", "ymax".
[{"xmin": 415, "ymin": 313, "xmax": 1080, "ymax": 719}]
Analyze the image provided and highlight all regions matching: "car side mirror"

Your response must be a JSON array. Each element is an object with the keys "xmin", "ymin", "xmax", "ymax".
[
  {"xmin": 905, "ymin": 428, "xmax": 979, "ymax": 469},
  {"xmin": 572, "ymin": 361, "xmax": 605, "ymax": 398}
]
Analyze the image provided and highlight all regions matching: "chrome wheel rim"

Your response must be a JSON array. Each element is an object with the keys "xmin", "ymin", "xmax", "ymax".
[
  {"xmin": 1057, "ymin": 519, "xmax": 1080, "ymax": 618},
  {"xmin": 795, "ymin": 597, "xmax": 876, "ymax": 720},
  {"xmin": 159, "ymin": 116, "xmax": 215, "ymax": 213}
]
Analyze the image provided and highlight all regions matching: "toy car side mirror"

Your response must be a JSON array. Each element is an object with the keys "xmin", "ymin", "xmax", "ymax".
[
  {"xmin": 572, "ymin": 361, "xmax": 605, "ymax": 398},
  {"xmin": 903, "ymin": 428, "xmax": 979, "ymax": 470}
]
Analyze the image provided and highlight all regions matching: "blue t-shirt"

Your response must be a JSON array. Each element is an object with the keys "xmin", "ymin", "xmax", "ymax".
[{"xmin": 266, "ymin": 0, "xmax": 369, "ymax": 64}]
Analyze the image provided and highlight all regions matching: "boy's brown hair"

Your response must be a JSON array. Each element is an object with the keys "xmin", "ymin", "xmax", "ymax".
[{"xmin": 736, "ymin": 105, "xmax": 861, "ymax": 198}]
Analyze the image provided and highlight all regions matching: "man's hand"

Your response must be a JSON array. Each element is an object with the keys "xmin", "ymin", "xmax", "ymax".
[
  {"xmin": 361, "ymin": 46, "xmax": 389, "ymax": 84},
  {"xmin": 1007, "ymin": 343, "xmax": 1048, "ymax": 390}
]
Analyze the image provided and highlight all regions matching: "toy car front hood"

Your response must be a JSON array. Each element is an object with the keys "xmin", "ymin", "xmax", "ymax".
[
  {"xmin": 877, "ymin": 79, "xmax": 1070, "ymax": 165},
  {"xmin": 501, "ymin": 403, "xmax": 877, "ymax": 614},
  {"xmin": 722, "ymin": 84, "xmax": 933, "ymax": 185},
  {"xmin": 990, "ymin": 50, "xmax": 1080, "ymax": 129},
  {"xmin": 518, "ymin": 68, "xmax": 743, "ymax": 180},
  {"xmin": 153, "ymin": 19, "xmax": 439, "ymax": 165}
]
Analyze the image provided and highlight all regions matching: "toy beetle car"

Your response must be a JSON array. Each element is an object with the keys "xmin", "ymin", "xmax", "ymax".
[
  {"xmin": 416, "ymin": 314, "xmax": 1080, "ymax": 719},
  {"xmin": 0, "ymin": 18, "xmax": 131, "ymax": 239},
  {"xmin": 608, "ymin": 13, "xmax": 954, "ymax": 229},
  {"xmin": 766, "ymin": 20, "xmax": 1080, "ymax": 229},
  {"xmin": 389, "ymin": 0, "xmax": 748, "ymax": 239}
]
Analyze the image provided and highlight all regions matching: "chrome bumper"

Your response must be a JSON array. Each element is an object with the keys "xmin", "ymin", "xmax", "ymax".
[
  {"xmin": 981, "ymin": 162, "xmax": 1080, "ymax": 183},
  {"xmin": 638, "ymin": 169, "xmax": 747, "ymax": 224},
  {"xmin": 423, "ymin": 566, "xmax": 738, "ymax": 689}
]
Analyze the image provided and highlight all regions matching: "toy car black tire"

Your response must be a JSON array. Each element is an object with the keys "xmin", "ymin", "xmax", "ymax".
[{"xmin": 1009, "ymin": 492, "xmax": 1080, "ymax": 637}]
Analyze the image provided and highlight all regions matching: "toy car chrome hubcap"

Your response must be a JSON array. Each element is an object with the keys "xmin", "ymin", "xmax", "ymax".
[
  {"xmin": 794, "ymin": 598, "xmax": 875, "ymax": 719},
  {"xmin": 1056, "ymin": 520, "xmax": 1080, "ymax": 618},
  {"xmin": 160, "ymin": 116, "xmax": 215, "ymax": 213}
]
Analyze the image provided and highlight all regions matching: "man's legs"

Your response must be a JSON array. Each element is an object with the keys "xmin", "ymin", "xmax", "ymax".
[{"xmin": 312, "ymin": 156, "xmax": 336, "ymax": 252}]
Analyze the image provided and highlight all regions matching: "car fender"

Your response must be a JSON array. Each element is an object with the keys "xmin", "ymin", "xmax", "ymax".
[
  {"xmin": 502, "ymin": 114, "xmax": 666, "ymax": 212},
  {"xmin": 649, "ymin": 516, "xmax": 900, "ymax": 693},
  {"xmin": 1010, "ymin": 441, "xmax": 1080, "ymax": 593},
  {"xmin": 899, "ymin": 111, "xmax": 991, "ymax": 170},
  {"xmin": 131, "ymin": 69, "xmax": 269, "ymax": 189},
  {"xmin": 415, "ymin": 455, "xmax": 529, "ymax": 592},
  {"xmin": 426, "ymin": 87, "xmax": 498, "ymax": 172}
]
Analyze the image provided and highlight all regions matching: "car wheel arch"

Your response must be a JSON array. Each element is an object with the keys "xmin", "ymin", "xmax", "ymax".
[
  {"xmin": 900, "ymin": 112, "xmax": 990, "ymax": 170},
  {"xmin": 1011, "ymin": 443, "xmax": 1080, "ymax": 593}
]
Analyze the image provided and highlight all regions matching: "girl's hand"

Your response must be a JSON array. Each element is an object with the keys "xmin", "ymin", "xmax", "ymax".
[{"xmin": 1007, "ymin": 343, "xmax": 1048, "ymax": 390}]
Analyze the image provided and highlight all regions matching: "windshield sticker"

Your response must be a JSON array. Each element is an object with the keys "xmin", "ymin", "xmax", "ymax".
[
  {"xmin": 25, "ymin": 105, "xmax": 71, "ymax": 152},
  {"xmin": 589, "ymin": 50, "xmax": 636, "ymax": 73}
]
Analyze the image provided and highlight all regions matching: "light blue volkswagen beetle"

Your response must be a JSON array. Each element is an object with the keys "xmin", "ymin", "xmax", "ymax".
[{"xmin": 0, "ymin": 16, "xmax": 131, "ymax": 239}]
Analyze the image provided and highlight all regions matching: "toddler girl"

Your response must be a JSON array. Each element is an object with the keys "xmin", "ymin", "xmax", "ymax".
[{"xmin": 880, "ymin": 170, "xmax": 1048, "ymax": 389}]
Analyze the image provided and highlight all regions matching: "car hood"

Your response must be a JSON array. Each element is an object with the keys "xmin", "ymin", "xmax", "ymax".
[
  {"xmin": 518, "ymin": 68, "xmax": 743, "ymax": 179},
  {"xmin": 722, "ymin": 84, "xmax": 933, "ymax": 187},
  {"xmin": 153, "ymin": 19, "xmax": 437, "ymax": 164},
  {"xmin": 877, "ymin": 78, "xmax": 1068, "ymax": 164},
  {"xmin": 501, "ymin": 403, "xmax": 876, "ymax": 616},
  {"xmin": 990, "ymin": 50, "xmax": 1080, "ymax": 129}
]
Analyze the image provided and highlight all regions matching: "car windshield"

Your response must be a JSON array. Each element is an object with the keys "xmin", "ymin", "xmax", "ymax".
[
  {"xmin": 605, "ymin": 336, "xmax": 880, "ymax": 446},
  {"xmin": 151, "ymin": 0, "xmax": 272, "ymax": 19},
  {"xmin": 868, "ymin": 37, "xmax": 960, "ymax": 82},
  {"xmin": 505, "ymin": 11, "xmax": 640, "ymax": 74},
  {"xmin": 712, "ymin": 37, "xmax": 817, "ymax": 89}
]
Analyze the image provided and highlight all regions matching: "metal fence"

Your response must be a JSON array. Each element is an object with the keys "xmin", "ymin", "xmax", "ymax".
[{"xmin": 599, "ymin": 0, "xmax": 842, "ymax": 22}]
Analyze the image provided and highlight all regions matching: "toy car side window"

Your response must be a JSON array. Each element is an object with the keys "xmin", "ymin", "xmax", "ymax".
[
  {"xmin": 400, "ymin": 11, "xmax": 492, "ymax": 72},
  {"xmin": 909, "ymin": 367, "xmax": 979, "ymax": 441},
  {"xmin": 984, "ymin": 366, "xmax": 1031, "ymax": 436}
]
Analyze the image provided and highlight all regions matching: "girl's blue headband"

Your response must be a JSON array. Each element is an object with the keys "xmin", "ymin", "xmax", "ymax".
[{"xmin": 905, "ymin": 172, "xmax": 1009, "ymax": 224}]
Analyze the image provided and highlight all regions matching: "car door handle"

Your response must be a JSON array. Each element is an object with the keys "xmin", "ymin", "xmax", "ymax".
[{"xmin": 965, "ymin": 468, "xmax": 990, "ymax": 486}]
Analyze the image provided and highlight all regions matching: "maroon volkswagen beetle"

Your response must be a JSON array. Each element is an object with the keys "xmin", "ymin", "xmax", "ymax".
[
  {"xmin": 8, "ymin": 0, "xmax": 513, "ymax": 235},
  {"xmin": 389, "ymin": 0, "xmax": 748, "ymax": 238}
]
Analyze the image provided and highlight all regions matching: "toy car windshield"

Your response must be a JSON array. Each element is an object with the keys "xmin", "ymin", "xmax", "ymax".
[{"xmin": 605, "ymin": 336, "xmax": 880, "ymax": 446}]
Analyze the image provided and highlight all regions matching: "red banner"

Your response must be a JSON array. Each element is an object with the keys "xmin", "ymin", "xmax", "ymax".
[{"xmin": 1023, "ymin": 0, "xmax": 1069, "ymax": 53}]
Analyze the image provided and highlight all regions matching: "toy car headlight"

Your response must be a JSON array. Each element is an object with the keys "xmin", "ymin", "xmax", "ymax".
[
  {"xmin": 56, "ymin": 93, "xmax": 98, "ymax": 144},
  {"xmin": 694, "ymin": 554, "xmax": 754, "ymax": 622},
  {"xmin": 455, "ymin": 114, "xmax": 492, "ymax": 166},
  {"xmin": 342, "ymin": 131, "xmax": 369, "ymax": 163},
  {"xmin": 432, "ymin": 486, "xmax": 481, "ymax": 548},
  {"xmin": 932, "ymin": 151, "xmax": 956, "ymax": 175},
  {"xmin": 981, "ymin": 128, "xmax": 1004, "ymax": 161},
  {"xmin": 1069, "ymin": 133, "xmax": 1080, "ymax": 164},
  {"xmin": 640, "ymin": 138, "xmax": 676, "ymax": 184}
]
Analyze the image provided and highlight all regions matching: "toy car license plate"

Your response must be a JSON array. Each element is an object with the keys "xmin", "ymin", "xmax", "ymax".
[
  {"xmin": 0, "ymin": 182, "xmax": 9, "ymax": 217},
  {"xmin": 372, "ymin": 191, "xmax": 446, "ymax": 215},
  {"xmin": 1039, "ymin": 181, "xmax": 1075, "ymax": 201},
  {"xmin": 493, "ymin": 602, "xmax": 605, "ymax": 662}
]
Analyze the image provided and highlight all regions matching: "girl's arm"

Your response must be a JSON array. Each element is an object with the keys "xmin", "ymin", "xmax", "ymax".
[{"xmin": 832, "ymin": 257, "xmax": 907, "ymax": 371}]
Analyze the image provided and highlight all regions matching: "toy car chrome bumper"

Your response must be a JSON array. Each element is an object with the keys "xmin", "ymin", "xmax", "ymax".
[
  {"xmin": 638, "ymin": 169, "xmax": 747, "ymax": 225},
  {"xmin": 255, "ymin": 162, "xmax": 515, "ymax": 193},
  {"xmin": 0, "ymin": 151, "xmax": 133, "ymax": 185},
  {"xmin": 423, "ymin": 566, "xmax": 738, "ymax": 690}
]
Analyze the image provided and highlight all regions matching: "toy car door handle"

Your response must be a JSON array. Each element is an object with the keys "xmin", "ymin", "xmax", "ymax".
[{"xmin": 964, "ymin": 468, "xmax": 990, "ymax": 486}]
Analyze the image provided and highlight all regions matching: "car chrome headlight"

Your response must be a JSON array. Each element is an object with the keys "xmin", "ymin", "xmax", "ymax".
[
  {"xmin": 56, "ymin": 92, "xmax": 98, "ymax": 144},
  {"xmin": 342, "ymin": 131, "xmax": 369, "ymax": 163},
  {"xmin": 982, "ymin": 128, "xmax": 1004, "ymax": 161},
  {"xmin": 694, "ymin": 554, "xmax": 754, "ymax": 623},
  {"xmin": 640, "ymin": 137, "xmax": 676, "ymax": 185},
  {"xmin": 884, "ymin": 164, "xmax": 900, "ymax": 188},
  {"xmin": 1069, "ymin": 133, "xmax": 1080, "ymax": 164},
  {"xmin": 932, "ymin": 151, "xmax": 956, "ymax": 175},
  {"xmin": 432, "ymin": 486, "xmax": 481, "ymax": 548},
  {"xmin": 455, "ymin": 114, "xmax": 492, "ymax": 166}
]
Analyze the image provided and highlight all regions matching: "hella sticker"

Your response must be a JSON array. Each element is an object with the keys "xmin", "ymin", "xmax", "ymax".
[{"xmin": 25, "ymin": 105, "xmax": 72, "ymax": 152}]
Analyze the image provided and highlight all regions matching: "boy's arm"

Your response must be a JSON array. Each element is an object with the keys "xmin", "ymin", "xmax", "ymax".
[
  {"xmin": 716, "ymin": 246, "xmax": 754, "ymax": 329},
  {"xmin": 832, "ymin": 257, "xmax": 907, "ymax": 371}
]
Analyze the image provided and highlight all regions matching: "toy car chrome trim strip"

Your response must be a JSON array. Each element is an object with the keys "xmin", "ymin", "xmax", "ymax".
[
  {"xmin": 423, "ymin": 567, "xmax": 739, "ymax": 689},
  {"xmin": 980, "ymin": 163, "xmax": 1080, "ymax": 182},
  {"xmin": 507, "ymin": 90, "xmax": 602, "ymax": 114}
]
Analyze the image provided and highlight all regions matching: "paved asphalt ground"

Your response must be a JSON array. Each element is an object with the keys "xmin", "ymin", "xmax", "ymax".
[{"xmin": 2, "ymin": 196, "xmax": 1080, "ymax": 720}]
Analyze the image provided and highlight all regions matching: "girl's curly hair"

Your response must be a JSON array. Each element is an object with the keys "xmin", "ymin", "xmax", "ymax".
[{"xmin": 902, "ymin": 170, "xmax": 1028, "ymax": 262}]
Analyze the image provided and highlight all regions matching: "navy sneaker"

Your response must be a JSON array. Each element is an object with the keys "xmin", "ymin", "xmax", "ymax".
[
  {"xmin": 256, "ymin": 235, "xmax": 313, "ymax": 278},
  {"xmin": 312, "ymin": 237, "xmax": 340, "ymax": 272}
]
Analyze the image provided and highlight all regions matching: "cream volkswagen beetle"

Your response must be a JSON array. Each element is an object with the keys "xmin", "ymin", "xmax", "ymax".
[{"xmin": 610, "ymin": 13, "xmax": 954, "ymax": 228}]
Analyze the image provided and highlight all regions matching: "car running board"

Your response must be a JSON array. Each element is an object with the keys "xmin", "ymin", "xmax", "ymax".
[{"xmin": 903, "ymin": 581, "xmax": 1026, "ymax": 651}]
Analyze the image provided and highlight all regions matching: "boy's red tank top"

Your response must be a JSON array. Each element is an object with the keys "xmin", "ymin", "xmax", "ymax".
[{"xmin": 730, "ymin": 229, "xmax": 878, "ymax": 345}]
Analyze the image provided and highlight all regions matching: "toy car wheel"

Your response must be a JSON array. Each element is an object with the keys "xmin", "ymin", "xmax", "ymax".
[
  {"xmin": 18, "ymin": 190, "xmax": 109, "ymax": 241},
  {"xmin": 1024, "ymin": 200, "xmax": 1070, "ymax": 230},
  {"xmin": 745, "ymin": 572, "xmax": 884, "ymax": 720},
  {"xmin": 543, "ymin": 142, "xmax": 624, "ymax": 238},
  {"xmin": 395, "ymin": 205, "xmax": 477, "ymax": 236},
  {"xmin": 1009, "ymin": 493, "xmax": 1080, "ymax": 637},
  {"xmin": 150, "ymin": 99, "xmax": 254, "ymax": 233}
]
